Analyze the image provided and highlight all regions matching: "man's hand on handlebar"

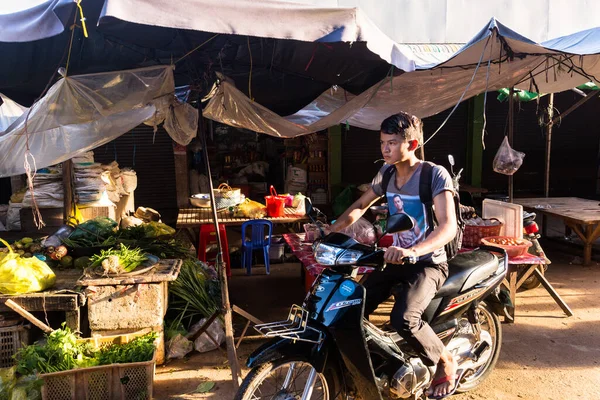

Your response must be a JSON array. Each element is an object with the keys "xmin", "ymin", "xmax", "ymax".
[{"xmin": 384, "ymin": 246, "xmax": 417, "ymax": 264}]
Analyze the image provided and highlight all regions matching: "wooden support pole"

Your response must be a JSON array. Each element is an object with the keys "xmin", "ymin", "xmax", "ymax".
[
  {"xmin": 4, "ymin": 299, "xmax": 53, "ymax": 333},
  {"xmin": 62, "ymin": 160, "xmax": 74, "ymax": 222},
  {"xmin": 543, "ymin": 93, "xmax": 554, "ymax": 237},
  {"xmin": 201, "ymin": 119, "xmax": 242, "ymax": 390},
  {"xmin": 508, "ymin": 87, "xmax": 515, "ymax": 202},
  {"xmin": 549, "ymin": 90, "xmax": 600, "ymax": 126}
]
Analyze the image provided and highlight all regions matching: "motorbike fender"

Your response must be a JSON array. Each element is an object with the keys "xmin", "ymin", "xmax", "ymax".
[{"xmin": 246, "ymin": 337, "xmax": 329, "ymax": 372}]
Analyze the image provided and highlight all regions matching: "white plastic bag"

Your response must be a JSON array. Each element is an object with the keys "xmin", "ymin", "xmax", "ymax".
[
  {"xmin": 166, "ymin": 334, "xmax": 193, "ymax": 359},
  {"xmin": 6, "ymin": 202, "xmax": 22, "ymax": 231},
  {"xmin": 339, "ymin": 217, "xmax": 377, "ymax": 245},
  {"xmin": 493, "ymin": 137, "xmax": 525, "ymax": 176},
  {"xmin": 121, "ymin": 170, "xmax": 138, "ymax": 193},
  {"xmin": 188, "ymin": 318, "xmax": 225, "ymax": 353}
]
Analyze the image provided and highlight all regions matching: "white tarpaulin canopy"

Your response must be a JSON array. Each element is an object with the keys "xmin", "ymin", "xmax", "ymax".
[
  {"xmin": 0, "ymin": 65, "xmax": 198, "ymax": 177},
  {"xmin": 203, "ymin": 19, "xmax": 600, "ymax": 136}
]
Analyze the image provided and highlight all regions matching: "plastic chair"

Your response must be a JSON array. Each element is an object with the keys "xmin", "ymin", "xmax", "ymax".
[
  {"xmin": 241, "ymin": 219, "xmax": 273, "ymax": 275},
  {"xmin": 198, "ymin": 224, "xmax": 231, "ymax": 277}
]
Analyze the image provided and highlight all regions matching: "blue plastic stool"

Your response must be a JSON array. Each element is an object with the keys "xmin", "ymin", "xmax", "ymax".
[{"xmin": 241, "ymin": 219, "xmax": 273, "ymax": 275}]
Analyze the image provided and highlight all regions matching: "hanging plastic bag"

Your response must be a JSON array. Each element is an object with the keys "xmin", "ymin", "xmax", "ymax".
[
  {"xmin": 0, "ymin": 238, "xmax": 56, "ymax": 295},
  {"xmin": 493, "ymin": 136, "xmax": 525, "ymax": 176}
]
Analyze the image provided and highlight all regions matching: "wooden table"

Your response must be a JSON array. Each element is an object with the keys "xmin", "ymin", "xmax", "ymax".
[
  {"xmin": 500, "ymin": 252, "xmax": 572, "ymax": 322},
  {"xmin": 177, "ymin": 207, "xmax": 309, "ymax": 244},
  {"xmin": 0, "ymin": 269, "xmax": 85, "ymax": 332},
  {"xmin": 513, "ymin": 197, "xmax": 600, "ymax": 265}
]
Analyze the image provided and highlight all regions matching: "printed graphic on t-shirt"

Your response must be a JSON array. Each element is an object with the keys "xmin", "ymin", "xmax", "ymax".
[{"xmin": 386, "ymin": 193, "xmax": 428, "ymax": 248}]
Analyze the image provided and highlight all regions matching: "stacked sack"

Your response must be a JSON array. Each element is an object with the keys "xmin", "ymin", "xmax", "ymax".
[
  {"xmin": 22, "ymin": 165, "xmax": 64, "ymax": 208},
  {"xmin": 100, "ymin": 161, "xmax": 137, "ymax": 203},
  {"xmin": 73, "ymin": 152, "xmax": 106, "ymax": 205}
]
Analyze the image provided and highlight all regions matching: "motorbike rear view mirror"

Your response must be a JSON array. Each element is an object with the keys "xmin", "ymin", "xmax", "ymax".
[
  {"xmin": 448, "ymin": 154, "xmax": 455, "ymax": 176},
  {"xmin": 385, "ymin": 212, "xmax": 414, "ymax": 234},
  {"xmin": 305, "ymin": 197, "xmax": 313, "ymax": 215}
]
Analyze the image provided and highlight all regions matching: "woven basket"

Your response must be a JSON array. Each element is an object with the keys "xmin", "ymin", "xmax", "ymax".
[
  {"xmin": 213, "ymin": 183, "xmax": 241, "ymax": 210},
  {"xmin": 463, "ymin": 218, "xmax": 503, "ymax": 248}
]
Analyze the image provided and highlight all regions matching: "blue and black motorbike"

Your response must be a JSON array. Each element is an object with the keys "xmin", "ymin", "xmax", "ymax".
[{"xmin": 235, "ymin": 200, "xmax": 510, "ymax": 400}]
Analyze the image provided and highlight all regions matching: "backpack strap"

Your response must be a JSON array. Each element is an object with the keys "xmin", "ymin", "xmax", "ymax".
[
  {"xmin": 380, "ymin": 165, "xmax": 396, "ymax": 196},
  {"xmin": 419, "ymin": 161, "xmax": 435, "ymax": 231}
]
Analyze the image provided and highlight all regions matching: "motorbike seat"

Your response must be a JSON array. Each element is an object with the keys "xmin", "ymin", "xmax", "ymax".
[{"xmin": 435, "ymin": 250, "xmax": 499, "ymax": 297}]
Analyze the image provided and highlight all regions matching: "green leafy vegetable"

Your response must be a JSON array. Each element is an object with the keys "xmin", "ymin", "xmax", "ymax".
[
  {"xmin": 169, "ymin": 259, "xmax": 221, "ymax": 327},
  {"xmin": 96, "ymin": 333, "xmax": 157, "ymax": 365},
  {"xmin": 15, "ymin": 325, "xmax": 98, "ymax": 375},
  {"xmin": 89, "ymin": 245, "xmax": 147, "ymax": 274}
]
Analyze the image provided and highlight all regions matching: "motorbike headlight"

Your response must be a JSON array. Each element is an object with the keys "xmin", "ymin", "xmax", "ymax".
[{"xmin": 314, "ymin": 244, "xmax": 363, "ymax": 265}]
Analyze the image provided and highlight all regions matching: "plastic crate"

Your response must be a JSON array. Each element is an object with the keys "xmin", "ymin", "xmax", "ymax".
[
  {"xmin": 0, "ymin": 324, "xmax": 30, "ymax": 368},
  {"xmin": 40, "ymin": 329, "xmax": 155, "ymax": 400},
  {"xmin": 40, "ymin": 352, "xmax": 155, "ymax": 400}
]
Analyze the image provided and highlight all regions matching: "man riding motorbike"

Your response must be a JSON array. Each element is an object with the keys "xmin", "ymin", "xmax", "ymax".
[{"xmin": 330, "ymin": 112, "xmax": 459, "ymax": 399}]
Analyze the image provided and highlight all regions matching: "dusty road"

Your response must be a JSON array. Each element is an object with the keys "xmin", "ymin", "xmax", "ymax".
[{"xmin": 154, "ymin": 246, "xmax": 600, "ymax": 399}]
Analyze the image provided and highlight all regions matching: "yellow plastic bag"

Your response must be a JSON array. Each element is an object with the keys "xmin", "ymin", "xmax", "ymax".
[
  {"xmin": 235, "ymin": 199, "xmax": 267, "ymax": 219},
  {"xmin": 0, "ymin": 238, "xmax": 56, "ymax": 295}
]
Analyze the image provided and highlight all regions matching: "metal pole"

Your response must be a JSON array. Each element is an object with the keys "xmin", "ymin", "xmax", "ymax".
[
  {"xmin": 508, "ymin": 87, "xmax": 514, "ymax": 202},
  {"xmin": 200, "ymin": 118, "xmax": 242, "ymax": 390}
]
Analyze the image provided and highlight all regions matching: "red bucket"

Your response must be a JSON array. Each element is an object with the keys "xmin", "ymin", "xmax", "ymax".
[{"xmin": 265, "ymin": 186, "xmax": 286, "ymax": 217}]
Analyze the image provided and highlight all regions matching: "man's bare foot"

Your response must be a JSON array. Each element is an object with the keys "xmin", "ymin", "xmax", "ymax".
[{"xmin": 426, "ymin": 351, "xmax": 458, "ymax": 399}]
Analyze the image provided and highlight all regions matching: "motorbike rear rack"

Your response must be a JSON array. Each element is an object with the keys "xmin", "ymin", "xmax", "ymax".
[{"xmin": 255, "ymin": 304, "xmax": 324, "ymax": 344}]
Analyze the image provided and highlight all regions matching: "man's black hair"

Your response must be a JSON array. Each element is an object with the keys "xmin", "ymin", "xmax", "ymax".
[{"xmin": 380, "ymin": 112, "xmax": 423, "ymax": 142}]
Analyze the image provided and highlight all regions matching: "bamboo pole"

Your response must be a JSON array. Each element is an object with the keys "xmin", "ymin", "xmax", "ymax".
[
  {"xmin": 508, "ymin": 87, "xmax": 514, "ymax": 202},
  {"xmin": 200, "ymin": 119, "xmax": 242, "ymax": 390},
  {"xmin": 4, "ymin": 299, "xmax": 53, "ymax": 333},
  {"xmin": 544, "ymin": 93, "xmax": 554, "ymax": 198}
]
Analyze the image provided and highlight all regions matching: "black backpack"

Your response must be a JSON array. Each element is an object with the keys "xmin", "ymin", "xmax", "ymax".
[{"xmin": 380, "ymin": 162, "xmax": 464, "ymax": 260}]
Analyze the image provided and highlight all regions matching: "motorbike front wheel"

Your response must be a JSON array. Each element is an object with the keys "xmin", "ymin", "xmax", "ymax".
[{"xmin": 235, "ymin": 359, "xmax": 332, "ymax": 400}]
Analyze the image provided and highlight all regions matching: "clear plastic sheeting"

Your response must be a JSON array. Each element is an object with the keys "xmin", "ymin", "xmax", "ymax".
[
  {"xmin": 0, "ymin": 93, "xmax": 26, "ymax": 132},
  {"xmin": 0, "ymin": 65, "xmax": 198, "ymax": 178}
]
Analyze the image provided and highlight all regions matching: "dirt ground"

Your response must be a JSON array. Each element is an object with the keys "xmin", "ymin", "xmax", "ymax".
[{"xmin": 154, "ymin": 242, "xmax": 600, "ymax": 400}]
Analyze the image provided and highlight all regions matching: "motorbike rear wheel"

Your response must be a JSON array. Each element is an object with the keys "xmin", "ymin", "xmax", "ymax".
[
  {"xmin": 455, "ymin": 302, "xmax": 502, "ymax": 393},
  {"xmin": 235, "ymin": 359, "xmax": 333, "ymax": 400}
]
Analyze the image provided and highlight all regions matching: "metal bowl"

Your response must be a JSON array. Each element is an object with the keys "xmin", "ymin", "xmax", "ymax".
[{"xmin": 190, "ymin": 193, "xmax": 211, "ymax": 208}]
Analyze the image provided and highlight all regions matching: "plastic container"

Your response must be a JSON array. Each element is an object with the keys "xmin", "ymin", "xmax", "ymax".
[
  {"xmin": 463, "ymin": 218, "xmax": 503, "ymax": 248},
  {"xmin": 40, "ymin": 329, "xmax": 155, "ymax": 400},
  {"xmin": 269, "ymin": 236, "xmax": 286, "ymax": 262},
  {"xmin": 265, "ymin": 186, "xmax": 286, "ymax": 217},
  {"xmin": 480, "ymin": 236, "xmax": 532, "ymax": 257}
]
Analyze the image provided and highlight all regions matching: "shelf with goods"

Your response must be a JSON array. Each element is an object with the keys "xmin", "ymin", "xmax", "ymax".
[{"xmin": 307, "ymin": 137, "xmax": 329, "ymax": 205}]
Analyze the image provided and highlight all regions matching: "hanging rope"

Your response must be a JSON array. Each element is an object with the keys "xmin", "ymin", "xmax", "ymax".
[
  {"xmin": 175, "ymin": 33, "xmax": 220, "ymax": 64},
  {"xmin": 247, "ymin": 36, "xmax": 253, "ymax": 101},
  {"xmin": 420, "ymin": 35, "xmax": 492, "ymax": 148},
  {"xmin": 481, "ymin": 48, "xmax": 493, "ymax": 150}
]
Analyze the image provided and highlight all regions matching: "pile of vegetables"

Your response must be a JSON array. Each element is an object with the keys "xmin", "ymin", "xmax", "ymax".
[
  {"xmin": 169, "ymin": 259, "xmax": 221, "ymax": 326},
  {"xmin": 89, "ymin": 245, "xmax": 148, "ymax": 275},
  {"xmin": 15, "ymin": 325, "xmax": 157, "ymax": 376},
  {"xmin": 0, "ymin": 237, "xmax": 42, "ymax": 260}
]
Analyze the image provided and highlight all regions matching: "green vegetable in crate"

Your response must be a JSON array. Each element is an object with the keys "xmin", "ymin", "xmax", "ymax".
[
  {"xmin": 15, "ymin": 325, "xmax": 97, "ymax": 375},
  {"xmin": 89, "ymin": 245, "xmax": 147, "ymax": 274}
]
